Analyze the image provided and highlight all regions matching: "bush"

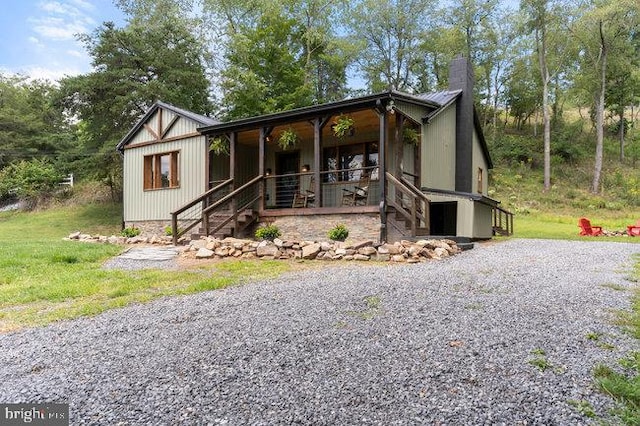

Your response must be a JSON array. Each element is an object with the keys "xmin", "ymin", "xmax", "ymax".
[
  {"xmin": 0, "ymin": 159, "xmax": 62, "ymax": 203},
  {"xmin": 164, "ymin": 225, "xmax": 173, "ymax": 236},
  {"xmin": 121, "ymin": 226, "xmax": 141, "ymax": 238},
  {"xmin": 327, "ymin": 224, "xmax": 349, "ymax": 241},
  {"xmin": 255, "ymin": 224, "xmax": 281, "ymax": 241}
]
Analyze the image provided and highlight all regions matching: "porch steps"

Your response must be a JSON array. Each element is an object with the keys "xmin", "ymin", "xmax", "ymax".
[{"xmin": 191, "ymin": 209, "xmax": 257, "ymax": 240}]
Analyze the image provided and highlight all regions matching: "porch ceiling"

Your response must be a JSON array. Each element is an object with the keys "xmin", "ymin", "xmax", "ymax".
[{"xmin": 234, "ymin": 108, "xmax": 383, "ymax": 146}]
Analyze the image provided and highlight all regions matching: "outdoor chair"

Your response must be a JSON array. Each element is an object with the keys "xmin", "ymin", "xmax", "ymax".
[
  {"xmin": 341, "ymin": 173, "xmax": 370, "ymax": 207},
  {"xmin": 292, "ymin": 176, "xmax": 315, "ymax": 208},
  {"xmin": 578, "ymin": 217, "xmax": 603, "ymax": 236},
  {"xmin": 627, "ymin": 220, "xmax": 640, "ymax": 237}
]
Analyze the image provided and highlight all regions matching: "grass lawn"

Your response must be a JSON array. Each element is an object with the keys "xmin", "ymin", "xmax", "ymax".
[
  {"xmin": 513, "ymin": 213, "xmax": 640, "ymax": 241},
  {"xmin": 593, "ymin": 254, "xmax": 640, "ymax": 425},
  {"xmin": 0, "ymin": 202, "xmax": 291, "ymax": 332}
]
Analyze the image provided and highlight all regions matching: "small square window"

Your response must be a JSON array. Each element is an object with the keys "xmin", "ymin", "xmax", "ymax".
[{"xmin": 144, "ymin": 151, "xmax": 179, "ymax": 190}]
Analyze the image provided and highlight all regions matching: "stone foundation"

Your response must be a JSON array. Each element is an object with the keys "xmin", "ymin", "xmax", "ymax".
[
  {"xmin": 262, "ymin": 214, "xmax": 381, "ymax": 243},
  {"xmin": 124, "ymin": 220, "xmax": 174, "ymax": 237}
]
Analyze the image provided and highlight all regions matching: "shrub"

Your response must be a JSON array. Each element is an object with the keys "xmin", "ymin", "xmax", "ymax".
[
  {"xmin": 121, "ymin": 226, "xmax": 141, "ymax": 238},
  {"xmin": 164, "ymin": 225, "xmax": 173, "ymax": 236},
  {"xmin": 255, "ymin": 224, "xmax": 281, "ymax": 241},
  {"xmin": 327, "ymin": 224, "xmax": 349, "ymax": 241},
  {"xmin": 0, "ymin": 159, "xmax": 62, "ymax": 204}
]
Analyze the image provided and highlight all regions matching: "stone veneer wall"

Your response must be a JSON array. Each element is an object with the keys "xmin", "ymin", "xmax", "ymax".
[
  {"xmin": 263, "ymin": 214, "xmax": 381, "ymax": 242},
  {"xmin": 125, "ymin": 220, "xmax": 173, "ymax": 236}
]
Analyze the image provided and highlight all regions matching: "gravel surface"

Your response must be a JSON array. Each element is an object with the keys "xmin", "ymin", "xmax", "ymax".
[{"xmin": 1, "ymin": 239, "xmax": 639, "ymax": 425}]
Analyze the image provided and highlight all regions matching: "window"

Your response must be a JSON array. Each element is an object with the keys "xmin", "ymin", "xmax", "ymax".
[
  {"xmin": 477, "ymin": 167, "xmax": 483, "ymax": 193},
  {"xmin": 144, "ymin": 151, "xmax": 179, "ymax": 190},
  {"xmin": 323, "ymin": 142, "xmax": 379, "ymax": 182}
]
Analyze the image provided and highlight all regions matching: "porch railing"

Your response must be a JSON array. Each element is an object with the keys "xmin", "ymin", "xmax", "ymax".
[
  {"xmin": 492, "ymin": 205, "xmax": 514, "ymax": 236},
  {"xmin": 170, "ymin": 176, "xmax": 262, "ymax": 244},
  {"xmin": 385, "ymin": 172, "xmax": 430, "ymax": 237},
  {"xmin": 263, "ymin": 166, "xmax": 379, "ymax": 209}
]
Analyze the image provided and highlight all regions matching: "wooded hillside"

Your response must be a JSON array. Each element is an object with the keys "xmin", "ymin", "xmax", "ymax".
[{"xmin": 1, "ymin": 0, "xmax": 638, "ymax": 206}]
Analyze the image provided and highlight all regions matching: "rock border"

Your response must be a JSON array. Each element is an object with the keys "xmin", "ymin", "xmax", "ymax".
[{"xmin": 65, "ymin": 232, "xmax": 461, "ymax": 263}]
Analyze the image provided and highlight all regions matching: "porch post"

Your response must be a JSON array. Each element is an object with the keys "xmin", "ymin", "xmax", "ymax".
[
  {"xmin": 377, "ymin": 101, "xmax": 388, "ymax": 243},
  {"xmin": 259, "ymin": 127, "xmax": 267, "ymax": 212},
  {"xmin": 312, "ymin": 117, "xmax": 329, "ymax": 207},
  {"xmin": 229, "ymin": 132, "xmax": 237, "ymax": 233}
]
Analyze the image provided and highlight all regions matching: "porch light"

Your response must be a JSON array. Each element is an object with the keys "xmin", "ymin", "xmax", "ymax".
[
  {"xmin": 265, "ymin": 168, "xmax": 272, "ymax": 176},
  {"xmin": 302, "ymin": 164, "xmax": 310, "ymax": 172}
]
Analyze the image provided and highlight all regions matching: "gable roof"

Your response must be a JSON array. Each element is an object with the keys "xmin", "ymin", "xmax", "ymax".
[{"xmin": 116, "ymin": 101, "xmax": 219, "ymax": 152}]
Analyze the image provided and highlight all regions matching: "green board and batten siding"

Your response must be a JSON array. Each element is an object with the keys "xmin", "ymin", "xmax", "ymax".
[
  {"xmin": 421, "ymin": 105, "xmax": 456, "ymax": 191},
  {"xmin": 123, "ymin": 109, "xmax": 208, "ymax": 222}
]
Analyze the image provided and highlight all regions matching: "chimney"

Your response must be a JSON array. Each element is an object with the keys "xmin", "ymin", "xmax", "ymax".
[{"xmin": 449, "ymin": 55, "xmax": 474, "ymax": 193}]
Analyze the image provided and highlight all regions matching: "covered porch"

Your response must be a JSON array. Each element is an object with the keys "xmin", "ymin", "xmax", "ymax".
[{"xmin": 168, "ymin": 93, "xmax": 433, "ymax": 243}]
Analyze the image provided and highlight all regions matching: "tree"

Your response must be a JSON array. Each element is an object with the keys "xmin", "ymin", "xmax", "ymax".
[
  {"xmin": 348, "ymin": 0, "xmax": 435, "ymax": 92},
  {"xmin": 569, "ymin": 0, "xmax": 640, "ymax": 192},
  {"xmin": 218, "ymin": 11, "xmax": 312, "ymax": 118},
  {"xmin": 0, "ymin": 75, "xmax": 75, "ymax": 170},
  {"xmin": 520, "ymin": 0, "xmax": 571, "ymax": 192},
  {"xmin": 57, "ymin": 10, "xmax": 213, "ymax": 197}
]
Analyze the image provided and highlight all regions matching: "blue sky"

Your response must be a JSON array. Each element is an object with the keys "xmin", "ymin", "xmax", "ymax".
[{"xmin": 0, "ymin": 0, "xmax": 125, "ymax": 81}]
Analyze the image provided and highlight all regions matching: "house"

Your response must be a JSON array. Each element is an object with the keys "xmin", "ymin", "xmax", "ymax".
[
  {"xmin": 116, "ymin": 101, "xmax": 219, "ymax": 236},
  {"xmin": 117, "ymin": 56, "xmax": 512, "ymax": 243}
]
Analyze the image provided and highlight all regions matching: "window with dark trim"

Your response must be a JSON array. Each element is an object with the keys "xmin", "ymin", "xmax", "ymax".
[
  {"xmin": 477, "ymin": 167, "xmax": 483, "ymax": 193},
  {"xmin": 323, "ymin": 142, "xmax": 379, "ymax": 182},
  {"xmin": 144, "ymin": 151, "xmax": 179, "ymax": 190}
]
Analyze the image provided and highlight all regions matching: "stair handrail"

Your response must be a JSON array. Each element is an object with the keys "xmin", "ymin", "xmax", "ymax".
[
  {"xmin": 385, "ymin": 172, "xmax": 430, "ymax": 236},
  {"xmin": 202, "ymin": 175, "xmax": 263, "ymax": 216},
  {"xmin": 171, "ymin": 178, "xmax": 234, "ymax": 245}
]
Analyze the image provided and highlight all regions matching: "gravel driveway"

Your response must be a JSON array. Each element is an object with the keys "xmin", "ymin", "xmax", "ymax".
[{"xmin": 1, "ymin": 239, "xmax": 638, "ymax": 425}]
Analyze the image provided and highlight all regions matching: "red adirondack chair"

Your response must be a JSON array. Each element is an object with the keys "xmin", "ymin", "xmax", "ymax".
[
  {"xmin": 578, "ymin": 217, "xmax": 603, "ymax": 236},
  {"xmin": 628, "ymin": 220, "xmax": 640, "ymax": 237}
]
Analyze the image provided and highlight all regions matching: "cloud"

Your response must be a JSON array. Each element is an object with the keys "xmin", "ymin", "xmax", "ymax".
[
  {"xmin": 28, "ymin": 36, "xmax": 45, "ymax": 48},
  {"xmin": 69, "ymin": 0, "xmax": 95, "ymax": 11},
  {"xmin": 30, "ymin": 1, "xmax": 95, "ymax": 41},
  {"xmin": 66, "ymin": 49, "xmax": 84, "ymax": 58},
  {"xmin": 3, "ymin": 66, "xmax": 83, "ymax": 83},
  {"xmin": 31, "ymin": 17, "xmax": 88, "ymax": 40}
]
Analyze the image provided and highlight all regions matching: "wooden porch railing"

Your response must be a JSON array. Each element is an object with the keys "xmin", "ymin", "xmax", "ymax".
[
  {"xmin": 385, "ymin": 172, "xmax": 430, "ymax": 237},
  {"xmin": 492, "ymin": 205, "xmax": 514, "ymax": 236},
  {"xmin": 171, "ymin": 176, "xmax": 262, "ymax": 245}
]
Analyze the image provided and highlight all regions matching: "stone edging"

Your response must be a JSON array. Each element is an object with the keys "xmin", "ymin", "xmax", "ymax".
[{"xmin": 65, "ymin": 232, "xmax": 462, "ymax": 263}]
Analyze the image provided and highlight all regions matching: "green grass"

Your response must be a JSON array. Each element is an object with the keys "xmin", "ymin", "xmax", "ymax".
[
  {"xmin": 0, "ymin": 202, "xmax": 291, "ymax": 331},
  {"xmin": 592, "ymin": 254, "xmax": 640, "ymax": 425}
]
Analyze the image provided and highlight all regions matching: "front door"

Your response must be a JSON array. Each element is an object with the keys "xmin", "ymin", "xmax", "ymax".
[{"xmin": 276, "ymin": 152, "xmax": 299, "ymax": 208}]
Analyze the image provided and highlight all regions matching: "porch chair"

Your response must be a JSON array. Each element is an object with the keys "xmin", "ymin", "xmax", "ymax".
[
  {"xmin": 341, "ymin": 173, "xmax": 370, "ymax": 206},
  {"xmin": 627, "ymin": 219, "xmax": 640, "ymax": 237},
  {"xmin": 292, "ymin": 176, "xmax": 315, "ymax": 208},
  {"xmin": 578, "ymin": 217, "xmax": 603, "ymax": 236}
]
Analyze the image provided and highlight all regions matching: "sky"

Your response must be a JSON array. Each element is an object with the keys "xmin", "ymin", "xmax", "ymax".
[{"xmin": 0, "ymin": 0, "xmax": 126, "ymax": 81}]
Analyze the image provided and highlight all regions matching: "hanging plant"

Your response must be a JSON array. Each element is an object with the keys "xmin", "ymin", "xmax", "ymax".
[
  {"xmin": 403, "ymin": 127, "xmax": 420, "ymax": 146},
  {"xmin": 332, "ymin": 114, "xmax": 355, "ymax": 139},
  {"xmin": 210, "ymin": 137, "xmax": 229, "ymax": 155},
  {"xmin": 277, "ymin": 127, "xmax": 299, "ymax": 150}
]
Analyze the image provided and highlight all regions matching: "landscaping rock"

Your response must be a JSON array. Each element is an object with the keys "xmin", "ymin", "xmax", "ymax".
[
  {"xmin": 302, "ymin": 243, "xmax": 321, "ymax": 259},
  {"xmin": 195, "ymin": 248, "xmax": 214, "ymax": 258}
]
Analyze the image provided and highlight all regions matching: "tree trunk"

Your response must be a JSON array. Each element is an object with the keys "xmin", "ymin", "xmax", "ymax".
[
  {"xmin": 536, "ymin": 25, "xmax": 551, "ymax": 192},
  {"xmin": 592, "ymin": 23, "xmax": 606, "ymax": 193},
  {"xmin": 618, "ymin": 109, "xmax": 625, "ymax": 162}
]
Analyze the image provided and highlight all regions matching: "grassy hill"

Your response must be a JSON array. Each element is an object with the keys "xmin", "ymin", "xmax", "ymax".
[{"xmin": 488, "ymin": 125, "xmax": 639, "ymax": 240}]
